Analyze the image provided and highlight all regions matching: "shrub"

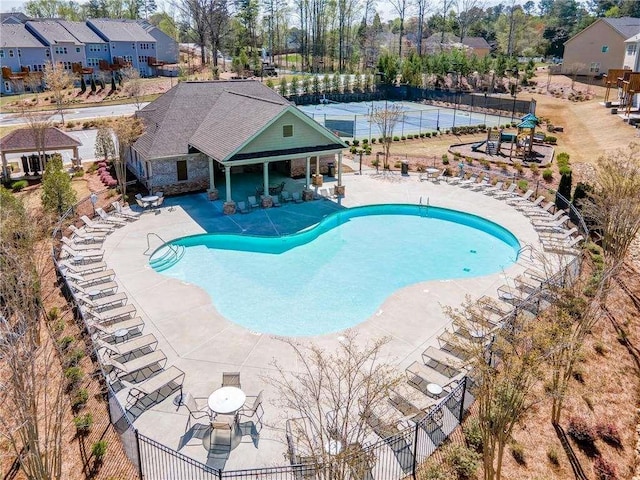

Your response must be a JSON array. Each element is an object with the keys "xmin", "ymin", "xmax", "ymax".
[
  {"xmin": 463, "ymin": 418, "xmax": 483, "ymax": 453},
  {"xmin": 445, "ymin": 444, "xmax": 480, "ymax": 479},
  {"xmin": 58, "ymin": 335, "xmax": 74, "ymax": 351},
  {"xmin": 513, "ymin": 162, "xmax": 524, "ymax": 174},
  {"xmin": 87, "ymin": 162, "xmax": 98, "ymax": 174},
  {"xmin": 517, "ymin": 179, "xmax": 528, "ymax": 191},
  {"xmin": 65, "ymin": 366, "xmax": 84, "ymax": 387},
  {"xmin": 542, "ymin": 169, "xmax": 553, "ymax": 181},
  {"xmin": 66, "ymin": 122, "xmax": 75, "ymax": 128},
  {"xmin": 442, "ymin": 154, "xmax": 449, "ymax": 164},
  {"xmin": 530, "ymin": 164, "xmax": 539, "ymax": 176},
  {"xmin": 400, "ymin": 135, "xmax": 406, "ymax": 141},
  {"xmin": 379, "ymin": 137, "xmax": 384, "ymax": 143},
  {"xmin": 349, "ymin": 146, "xmax": 357, "ymax": 154},
  {"xmin": 559, "ymin": 165, "xmax": 572, "ymax": 176},
  {"xmin": 545, "ymin": 135, "xmax": 557, "ymax": 144},
  {"xmin": 72, "ymin": 388, "xmax": 89, "ymax": 410},
  {"xmin": 443, "ymin": 167, "xmax": 452, "ymax": 177},
  {"xmin": 371, "ymin": 138, "xmax": 376, "ymax": 144},
  {"xmin": 48, "ymin": 307, "xmax": 60, "ymax": 322},
  {"xmin": 362, "ymin": 138, "xmax": 368, "ymax": 144},
  {"xmin": 91, "ymin": 440, "xmax": 108, "ymax": 461},
  {"xmin": 420, "ymin": 465, "xmax": 449, "ymax": 480},
  {"xmin": 465, "ymin": 157, "xmax": 473, "ymax": 165},
  {"xmin": 425, "ymin": 132, "xmax": 431, "ymax": 137},
  {"xmin": 371, "ymin": 159, "xmax": 379, "ymax": 167},
  {"xmin": 593, "ymin": 457, "xmax": 618, "ymax": 480},
  {"xmin": 416, "ymin": 164, "xmax": 426, "ymax": 172},
  {"xmin": 73, "ymin": 413, "xmax": 93, "ymax": 435},
  {"xmin": 567, "ymin": 416, "xmax": 596, "ymax": 446},
  {"xmin": 594, "ymin": 341, "xmax": 606, "ymax": 356},
  {"xmin": 556, "ymin": 152, "xmax": 570, "ymax": 165},
  {"xmin": 352, "ymin": 139, "xmax": 360, "ymax": 147},
  {"xmin": 11, "ymin": 180, "xmax": 28, "ymax": 192},
  {"xmin": 66, "ymin": 348, "xmax": 85, "ymax": 367},
  {"xmin": 547, "ymin": 446, "xmax": 560, "ymax": 466},
  {"xmin": 394, "ymin": 161, "xmax": 402, "ymax": 168},
  {"xmin": 393, "ymin": 136, "xmax": 400, "ymax": 141},
  {"xmin": 510, "ymin": 442, "xmax": 526, "ymax": 465},
  {"xmin": 596, "ymin": 423, "xmax": 622, "ymax": 447},
  {"xmin": 73, "ymin": 170, "xmax": 85, "ymax": 178}
]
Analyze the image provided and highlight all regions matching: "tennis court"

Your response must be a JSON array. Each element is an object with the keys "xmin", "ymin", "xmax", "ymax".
[{"xmin": 297, "ymin": 100, "xmax": 510, "ymax": 140}]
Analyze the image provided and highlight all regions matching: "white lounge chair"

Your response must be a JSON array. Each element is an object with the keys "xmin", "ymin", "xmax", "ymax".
[
  {"xmin": 70, "ymin": 280, "xmax": 119, "ymax": 297},
  {"xmin": 522, "ymin": 202, "xmax": 554, "ymax": 217},
  {"xmin": 492, "ymin": 183, "xmax": 517, "ymax": 198},
  {"xmin": 291, "ymin": 191, "xmax": 304, "ymax": 203},
  {"xmin": 249, "ymin": 196, "xmax": 260, "ymax": 209},
  {"xmin": 76, "ymin": 292, "xmax": 128, "ymax": 311},
  {"xmin": 135, "ymin": 198, "xmax": 150, "ymax": 209},
  {"xmin": 506, "ymin": 190, "xmax": 534, "ymax": 205},
  {"xmin": 61, "ymin": 236, "xmax": 103, "ymax": 251},
  {"xmin": 481, "ymin": 181, "xmax": 503, "ymax": 195},
  {"xmin": 104, "ymin": 350, "xmax": 167, "ymax": 383},
  {"xmin": 532, "ymin": 215, "xmax": 569, "ymax": 231},
  {"xmin": 237, "ymin": 201, "xmax": 249, "ymax": 213},
  {"xmin": 125, "ymin": 366, "xmax": 185, "ymax": 408},
  {"xmin": 69, "ymin": 224, "xmax": 107, "ymax": 244},
  {"xmin": 514, "ymin": 195, "xmax": 545, "ymax": 211},
  {"xmin": 96, "ymin": 333, "xmax": 158, "ymax": 358},
  {"xmin": 84, "ymin": 304, "xmax": 136, "ymax": 323},
  {"xmin": 58, "ymin": 260, "xmax": 107, "ymax": 275},
  {"xmin": 281, "ymin": 191, "xmax": 292, "ymax": 203},
  {"xmin": 530, "ymin": 209, "xmax": 566, "ymax": 224},
  {"xmin": 80, "ymin": 215, "xmax": 114, "ymax": 233},
  {"xmin": 95, "ymin": 208, "xmax": 127, "ymax": 226},
  {"xmin": 540, "ymin": 226, "xmax": 578, "ymax": 241},
  {"xmin": 469, "ymin": 177, "xmax": 491, "ymax": 191},
  {"xmin": 88, "ymin": 316, "xmax": 144, "ymax": 337},
  {"xmin": 271, "ymin": 194, "xmax": 281, "ymax": 207},
  {"xmin": 458, "ymin": 174, "xmax": 479, "ymax": 188},
  {"xmin": 543, "ymin": 235, "xmax": 584, "ymax": 254},
  {"xmin": 61, "ymin": 244, "xmax": 104, "ymax": 263},
  {"xmin": 111, "ymin": 201, "xmax": 141, "ymax": 220},
  {"xmin": 63, "ymin": 268, "xmax": 115, "ymax": 286}
]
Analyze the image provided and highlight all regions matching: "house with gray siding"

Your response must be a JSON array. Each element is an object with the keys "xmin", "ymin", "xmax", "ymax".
[
  {"xmin": 58, "ymin": 20, "xmax": 110, "ymax": 71},
  {"xmin": 25, "ymin": 20, "xmax": 86, "ymax": 71},
  {"xmin": 138, "ymin": 20, "xmax": 178, "ymax": 64},
  {"xmin": 87, "ymin": 19, "xmax": 157, "ymax": 77},
  {"xmin": 131, "ymin": 80, "xmax": 347, "ymax": 212},
  {"xmin": 0, "ymin": 23, "xmax": 47, "ymax": 94}
]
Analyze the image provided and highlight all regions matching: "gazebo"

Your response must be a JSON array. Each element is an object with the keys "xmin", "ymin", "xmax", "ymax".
[
  {"xmin": 0, "ymin": 127, "xmax": 82, "ymax": 180},
  {"xmin": 514, "ymin": 113, "xmax": 539, "ymax": 160}
]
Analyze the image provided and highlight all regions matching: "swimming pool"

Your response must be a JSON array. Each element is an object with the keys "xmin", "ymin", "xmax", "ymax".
[{"xmin": 151, "ymin": 204, "xmax": 520, "ymax": 336}]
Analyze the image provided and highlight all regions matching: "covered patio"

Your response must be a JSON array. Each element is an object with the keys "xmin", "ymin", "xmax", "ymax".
[{"xmin": 0, "ymin": 127, "xmax": 82, "ymax": 180}]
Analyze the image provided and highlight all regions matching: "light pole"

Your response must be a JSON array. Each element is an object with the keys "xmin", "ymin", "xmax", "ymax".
[{"xmin": 511, "ymin": 67, "xmax": 519, "ymax": 123}]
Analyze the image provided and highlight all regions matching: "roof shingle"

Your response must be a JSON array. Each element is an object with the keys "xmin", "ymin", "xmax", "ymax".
[
  {"xmin": 57, "ymin": 20, "xmax": 105, "ymax": 44},
  {"xmin": 602, "ymin": 17, "xmax": 640, "ymax": 39},
  {"xmin": 87, "ymin": 19, "xmax": 155, "ymax": 42},
  {"xmin": 0, "ymin": 127, "xmax": 81, "ymax": 151},
  {"xmin": 0, "ymin": 23, "xmax": 45, "ymax": 48},
  {"xmin": 26, "ymin": 20, "xmax": 83, "ymax": 45}
]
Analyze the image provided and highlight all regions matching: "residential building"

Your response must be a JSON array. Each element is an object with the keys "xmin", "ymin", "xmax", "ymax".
[
  {"xmin": 0, "ymin": 23, "xmax": 47, "ymax": 94},
  {"xmin": 25, "ymin": 20, "xmax": 86, "ymax": 71},
  {"xmin": 58, "ymin": 20, "xmax": 110, "ymax": 72},
  {"xmin": 130, "ymin": 80, "xmax": 347, "ymax": 204},
  {"xmin": 623, "ymin": 33, "xmax": 640, "ymax": 110},
  {"xmin": 562, "ymin": 17, "xmax": 640, "ymax": 76},
  {"xmin": 87, "ymin": 19, "xmax": 157, "ymax": 77},
  {"xmin": 0, "ymin": 12, "xmax": 29, "ymax": 24},
  {"xmin": 422, "ymin": 33, "xmax": 491, "ymax": 57},
  {"xmin": 138, "ymin": 20, "xmax": 178, "ymax": 64}
]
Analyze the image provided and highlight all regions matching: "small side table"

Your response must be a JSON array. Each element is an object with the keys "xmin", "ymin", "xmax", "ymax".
[
  {"xmin": 426, "ymin": 383, "xmax": 443, "ymax": 396},
  {"xmin": 113, "ymin": 329, "xmax": 129, "ymax": 343}
]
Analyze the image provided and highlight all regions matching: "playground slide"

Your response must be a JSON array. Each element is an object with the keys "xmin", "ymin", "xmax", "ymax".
[{"xmin": 471, "ymin": 140, "xmax": 486, "ymax": 152}]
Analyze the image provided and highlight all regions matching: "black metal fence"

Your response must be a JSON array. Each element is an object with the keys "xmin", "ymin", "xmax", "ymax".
[{"xmin": 50, "ymin": 185, "xmax": 584, "ymax": 480}]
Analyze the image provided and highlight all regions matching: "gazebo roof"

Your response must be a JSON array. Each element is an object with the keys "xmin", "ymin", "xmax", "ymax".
[
  {"xmin": 520, "ymin": 113, "xmax": 539, "ymax": 123},
  {"xmin": 0, "ymin": 127, "xmax": 81, "ymax": 153},
  {"xmin": 517, "ymin": 119, "xmax": 537, "ymax": 129}
]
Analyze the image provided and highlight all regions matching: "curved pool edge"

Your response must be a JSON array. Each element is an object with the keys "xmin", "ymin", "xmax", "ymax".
[{"xmin": 149, "ymin": 203, "xmax": 520, "ymax": 262}]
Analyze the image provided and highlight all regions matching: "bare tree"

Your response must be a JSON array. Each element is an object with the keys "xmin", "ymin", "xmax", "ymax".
[
  {"xmin": 121, "ymin": 67, "xmax": 144, "ymax": 110},
  {"xmin": 564, "ymin": 62, "xmax": 586, "ymax": 91},
  {"xmin": 20, "ymin": 109, "xmax": 51, "ymax": 173},
  {"xmin": 415, "ymin": 0, "xmax": 430, "ymax": 55},
  {"xmin": 43, "ymin": 61, "xmax": 74, "ymax": 125},
  {"xmin": 369, "ymin": 103, "xmax": 403, "ymax": 170},
  {"xmin": 95, "ymin": 125, "xmax": 116, "ymax": 163},
  {"xmin": 111, "ymin": 117, "xmax": 145, "ymax": 202},
  {"xmin": 439, "ymin": 0, "xmax": 455, "ymax": 47},
  {"xmin": 444, "ymin": 298, "xmax": 547, "ymax": 480},
  {"xmin": 175, "ymin": 0, "xmax": 209, "ymax": 65},
  {"xmin": 389, "ymin": 0, "xmax": 409, "ymax": 58},
  {"xmin": 456, "ymin": 0, "xmax": 483, "ymax": 42},
  {"xmin": 0, "ymin": 189, "xmax": 67, "ymax": 480},
  {"xmin": 266, "ymin": 332, "xmax": 403, "ymax": 480}
]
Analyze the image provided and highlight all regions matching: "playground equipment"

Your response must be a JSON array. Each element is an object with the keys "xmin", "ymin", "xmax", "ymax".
[
  {"xmin": 513, "ymin": 113, "xmax": 539, "ymax": 160},
  {"xmin": 485, "ymin": 129, "xmax": 501, "ymax": 155},
  {"xmin": 620, "ymin": 72, "xmax": 640, "ymax": 116}
]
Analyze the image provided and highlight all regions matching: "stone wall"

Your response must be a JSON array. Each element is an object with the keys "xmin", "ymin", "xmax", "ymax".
[
  {"xmin": 150, "ymin": 154, "xmax": 210, "ymax": 195},
  {"xmin": 290, "ymin": 155, "xmax": 334, "ymax": 178}
]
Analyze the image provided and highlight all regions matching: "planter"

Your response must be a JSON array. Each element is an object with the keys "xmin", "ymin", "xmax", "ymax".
[
  {"xmin": 208, "ymin": 188, "xmax": 219, "ymax": 201},
  {"xmin": 223, "ymin": 201, "xmax": 236, "ymax": 215},
  {"xmin": 261, "ymin": 196, "xmax": 273, "ymax": 208},
  {"xmin": 312, "ymin": 174, "xmax": 323, "ymax": 187},
  {"xmin": 335, "ymin": 185, "xmax": 346, "ymax": 196},
  {"xmin": 302, "ymin": 189, "xmax": 314, "ymax": 201}
]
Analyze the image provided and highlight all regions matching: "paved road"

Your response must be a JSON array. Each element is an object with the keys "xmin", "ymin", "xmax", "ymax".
[{"xmin": 0, "ymin": 102, "xmax": 149, "ymax": 126}]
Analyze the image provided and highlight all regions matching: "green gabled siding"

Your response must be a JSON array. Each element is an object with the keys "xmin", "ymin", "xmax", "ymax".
[{"xmin": 236, "ymin": 110, "xmax": 336, "ymax": 156}]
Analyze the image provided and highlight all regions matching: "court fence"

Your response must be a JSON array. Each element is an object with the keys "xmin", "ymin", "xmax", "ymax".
[{"xmin": 47, "ymin": 185, "xmax": 585, "ymax": 480}]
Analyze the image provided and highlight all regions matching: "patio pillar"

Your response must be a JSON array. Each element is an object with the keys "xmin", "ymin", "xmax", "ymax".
[
  {"xmin": 73, "ymin": 146, "xmax": 79, "ymax": 159},
  {"xmin": 305, "ymin": 156, "xmax": 311, "ymax": 188},
  {"xmin": 225, "ymin": 165, "xmax": 232, "ymax": 202},
  {"xmin": 335, "ymin": 152, "xmax": 345, "ymax": 197},
  {"xmin": 262, "ymin": 161, "xmax": 273, "ymax": 207},
  {"xmin": 1, "ymin": 152, "xmax": 8, "ymax": 181},
  {"xmin": 207, "ymin": 156, "xmax": 218, "ymax": 201}
]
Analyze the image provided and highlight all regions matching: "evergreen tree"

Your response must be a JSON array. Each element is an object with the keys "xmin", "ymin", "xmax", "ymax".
[
  {"xmin": 80, "ymin": 77, "xmax": 86, "ymax": 93},
  {"xmin": 556, "ymin": 170, "xmax": 572, "ymax": 210},
  {"xmin": 41, "ymin": 154, "xmax": 77, "ymax": 216},
  {"xmin": 90, "ymin": 77, "xmax": 97, "ymax": 93},
  {"xmin": 111, "ymin": 76, "xmax": 117, "ymax": 92}
]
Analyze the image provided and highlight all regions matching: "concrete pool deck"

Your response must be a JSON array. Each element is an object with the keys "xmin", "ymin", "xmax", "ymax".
[{"xmin": 101, "ymin": 169, "xmax": 561, "ymax": 471}]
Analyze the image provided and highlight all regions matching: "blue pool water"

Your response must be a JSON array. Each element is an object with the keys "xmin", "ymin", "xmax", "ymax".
[{"xmin": 152, "ymin": 205, "xmax": 519, "ymax": 336}]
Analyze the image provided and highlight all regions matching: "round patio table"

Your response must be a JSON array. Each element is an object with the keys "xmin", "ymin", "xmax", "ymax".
[
  {"xmin": 141, "ymin": 195, "xmax": 158, "ymax": 204},
  {"xmin": 426, "ymin": 383, "xmax": 443, "ymax": 396},
  {"xmin": 208, "ymin": 386, "xmax": 246, "ymax": 414}
]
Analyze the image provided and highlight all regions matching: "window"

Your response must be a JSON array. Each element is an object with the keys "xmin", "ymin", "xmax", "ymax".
[
  {"xmin": 283, "ymin": 125, "xmax": 293, "ymax": 137},
  {"xmin": 17, "ymin": 49, "xmax": 21, "ymax": 57},
  {"xmin": 104, "ymin": 44, "xmax": 108, "ymax": 51},
  {"xmin": 176, "ymin": 160, "xmax": 188, "ymax": 181},
  {"xmin": 76, "ymin": 47, "xmax": 80, "ymax": 53},
  {"xmin": 8, "ymin": 49, "xmax": 14, "ymax": 57},
  {"xmin": 601, "ymin": 45, "xmax": 609, "ymax": 53},
  {"xmin": 0, "ymin": 50, "xmax": 4, "ymax": 58},
  {"xmin": 628, "ymin": 44, "xmax": 638, "ymax": 56},
  {"xmin": 132, "ymin": 43, "xmax": 136, "ymax": 49},
  {"xmin": 45, "ymin": 49, "xmax": 50, "ymax": 57},
  {"xmin": 4, "ymin": 81, "xmax": 11, "ymax": 92},
  {"xmin": 589, "ymin": 62, "xmax": 600, "ymax": 73}
]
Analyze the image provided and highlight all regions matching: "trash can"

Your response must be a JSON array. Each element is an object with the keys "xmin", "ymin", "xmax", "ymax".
[
  {"xmin": 327, "ymin": 162, "xmax": 335, "ymax": 177},
  {"xmin": 401, "ymin": 161, "xmax": 409, "ymax": 175}
]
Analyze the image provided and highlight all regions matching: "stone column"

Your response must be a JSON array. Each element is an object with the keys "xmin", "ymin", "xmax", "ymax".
[
  {"xmin": 225, "ymin": 165, "xmax": 232, "ymax": 202},
  {"xmin": 207, "ymin": 156, "xmax": 218, "ymax": 200},
  {"xmin": 73, "ymin": 146, "xmax": 78, "ymax": 160},
  {"xmin": 1, "ymin": 152, "xmax": 8, "ymax": 181},
  {"xmin": 305, "ymin": 156, "xmax": 311, "ymax": 188},
  {"xmin": 335, "ymin": 151, "xmax": 345, "ymax": 196},
  {"xmin": 263, "ymin": 161, "xmax": 269, "ymax": 198}
]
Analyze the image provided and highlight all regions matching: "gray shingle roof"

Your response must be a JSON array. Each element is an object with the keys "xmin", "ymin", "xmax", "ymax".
[
  {"xmin": 462, "ymin": 37, "xmax": 490, "ymax": 49},
  {"xmin": 0, "ymin": 23, "xmax": 45, "ymax": 48},
  {"xmin": 0, "ymin": 127, "xmax": 81, "ymax": 151},
  {"xmin": 87, "ymin": 19, "xmax": 155, "ymax": 42},
  {"xmin": 57, "ymin": 20, "xmax": 105, "ymax": 44},
  {"xmin": 602, "ymin": 17, "xmax": 640, "ymax": 39},
  {"xmin": 1, "ymin": 12, "xmax": 29, "ymax": 24},
  {"xmin": 134, "ymin": 81, "xmax": 290, "ymax": 159},
  {"xmin": 26, "ymin": 20, "xmax": 83, "ymax": 45}
]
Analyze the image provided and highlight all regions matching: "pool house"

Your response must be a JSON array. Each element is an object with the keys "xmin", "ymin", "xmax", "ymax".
[{"xmin": 129, "ymin": 80, "xmax": 348, "ymax": 213}]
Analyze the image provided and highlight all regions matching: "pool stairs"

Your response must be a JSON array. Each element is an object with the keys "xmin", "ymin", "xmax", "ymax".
[{"xmin": 146, "ymin": 233, "xmax": 185, "ymax": 272}]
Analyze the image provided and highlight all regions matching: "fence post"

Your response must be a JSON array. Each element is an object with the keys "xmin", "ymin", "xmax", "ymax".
[
  {"xmin": 411, "ymin": 422, "xmax": 419, "ymax": 479},
  {"xmin": 135, "ymin": 429, "xmax": 144, "ymax": 479}
]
